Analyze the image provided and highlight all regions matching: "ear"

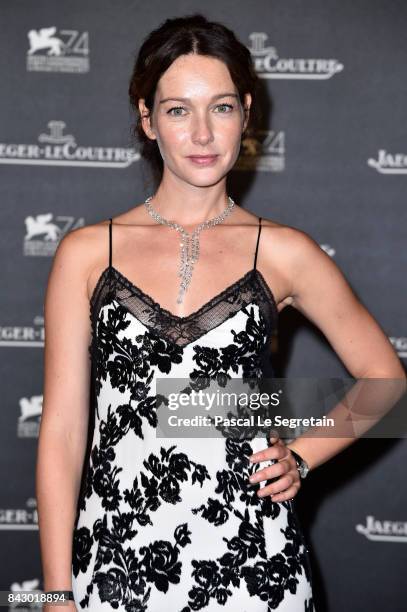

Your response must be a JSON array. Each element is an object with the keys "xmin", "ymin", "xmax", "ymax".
[
  {"xmin": 138, "ymin": 98, "xmax": 156, "ymax": 141},
  {"xmin": 242, "ymin": 92, "xmax": 252, "ymax": 134}
]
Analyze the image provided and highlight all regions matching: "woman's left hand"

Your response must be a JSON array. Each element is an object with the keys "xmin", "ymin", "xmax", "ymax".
[{"xmin": 247, "ymin": 433, "xmax": 301, "ymax": 502}]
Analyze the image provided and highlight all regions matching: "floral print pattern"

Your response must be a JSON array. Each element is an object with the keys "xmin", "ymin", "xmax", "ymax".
[{"xmin": 71, "ymin": 266, "xmax": 314, "ymax": 611}]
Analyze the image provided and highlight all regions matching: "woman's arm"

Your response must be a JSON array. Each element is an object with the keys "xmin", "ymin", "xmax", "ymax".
[
  {"xmin": 36, "ymin": 227, "xmax": 94, "ymax": 605},
  {"xmin": 248, "ymin": 226, "xmax": 406, "ymax": 503},
  {"xmin": 284, "ymin": 228, "xmax": 406, "ymax": 470}
]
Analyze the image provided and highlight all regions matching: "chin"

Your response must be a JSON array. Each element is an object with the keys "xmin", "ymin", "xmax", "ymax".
[
  {"xmin": 170, "ymin": 164, "xmax": 220, "ymax": 182},
  {"xmin": 187, "ymin": 175, "xmax": 225, "ymax": 188},
  {"xmin": 186, "ymin": 159, "xmax": 232, "ymax": 176}
]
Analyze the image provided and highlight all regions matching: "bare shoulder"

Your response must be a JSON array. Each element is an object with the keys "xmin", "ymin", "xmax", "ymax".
[
  {"xmin": 61, "ymin": 201, "xmax": 148, "ymax": 259},
  {"xmin": 260, "ymin": 217, "xmax": 323, "ymax": 264},
  {"xmin": 50, "ymin": 217, "xmax": 114, "ymax": 304},
  {"xmin": 249, "ymin": 215, "xmax": 322, "ymax": 310},
  {"xmin": 260, "ymin": 219, "xmax": 354, "ymax": 316},
  {"xmin": 55, "ymin": 218, "xmax": 111, "ymax": 269},
  {"xmin": 259, "ymin": 216, "xmax": 318, "ymax": 248}
]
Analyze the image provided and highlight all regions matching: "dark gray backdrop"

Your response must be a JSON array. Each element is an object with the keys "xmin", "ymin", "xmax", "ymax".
[{"xmin": 1, "ymin": 1, "xmax": 406, "ymax": 610}]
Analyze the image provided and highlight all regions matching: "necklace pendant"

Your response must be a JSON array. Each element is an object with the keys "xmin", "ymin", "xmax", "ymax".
[{"xmin": 144, "ymin": 193, "xmax": 236, "ymax": 305}]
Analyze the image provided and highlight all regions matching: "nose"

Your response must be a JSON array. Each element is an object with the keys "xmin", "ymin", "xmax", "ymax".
[{"xmin": 191, "ymin": 114, "xmax": 214, "ymax": 146}]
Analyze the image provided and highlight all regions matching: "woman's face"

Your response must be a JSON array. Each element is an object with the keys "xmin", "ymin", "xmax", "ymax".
[{"xmin": 139, "ymin": 53, "xmax": 251, "ymax": 187}]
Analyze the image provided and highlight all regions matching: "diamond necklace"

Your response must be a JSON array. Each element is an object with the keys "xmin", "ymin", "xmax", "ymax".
[{"xmin": 144, "ymin": 193, "xmax": 235, "ymax": 304}]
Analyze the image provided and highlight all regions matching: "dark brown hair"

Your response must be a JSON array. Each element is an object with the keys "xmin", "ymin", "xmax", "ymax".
[{"xmin": 128, "ymin": 13, "xmax": 262, "ymax": 187}]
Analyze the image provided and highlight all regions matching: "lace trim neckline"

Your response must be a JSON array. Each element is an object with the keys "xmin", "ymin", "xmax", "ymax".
[{"xmin": 90, "ymin": 265, "xmax": 279, "ymax": 325}]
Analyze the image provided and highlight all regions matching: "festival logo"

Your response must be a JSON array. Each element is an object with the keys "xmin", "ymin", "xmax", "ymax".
[
  {"xmin": 27, "ymin": 26, "xmax": 90, "ymax": 73},
  {"xmin": 23, "ymin": 212, "xmax": 85, "ymax": 256},
  {"xmin": 17, "ymin": 395, "xmax": 43, "ymax": 439},
  {"xmin": 236, "ymin": 129, "xmax": 285, "ymax": 172}
]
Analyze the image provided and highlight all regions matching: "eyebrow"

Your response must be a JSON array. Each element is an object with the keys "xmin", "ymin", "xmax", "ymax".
[{"xmin": 159, "ymin": 93, "xmax": 239, "ymax": 105}]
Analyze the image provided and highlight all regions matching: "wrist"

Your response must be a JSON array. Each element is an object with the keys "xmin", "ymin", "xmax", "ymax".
[
  {"xmin": 286, "ymin": 442, "xmax": 313, "ymax": 469},
  {"xmin": 287, "ymin": 445, "xmax": 310, "ymax": 479}
]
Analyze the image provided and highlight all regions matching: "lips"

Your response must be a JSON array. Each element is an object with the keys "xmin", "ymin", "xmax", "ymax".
[
  {"xmin": 187, "ymin": 155, "xmax": 218, "ymax": 159},
  {"xmin": 186, "ymin": 154, "xmax": 219, "ymax": 166}
]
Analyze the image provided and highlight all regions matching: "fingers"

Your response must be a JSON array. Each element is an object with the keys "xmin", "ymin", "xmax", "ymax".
[
  {"xmin": 262, "ymin": 481, "xmax": 301, "ymax": 502},
  {"xmin": 258, "ymin": 473, "xmax": 296, "ymax": 498},
  {"xmin": 248, "ymin": 439, "xmax": 286, "ymax": 464},
  {"xmin": 248, "ymin": 458, "xmax": 286, "ymax": 484},
  {"xmin": 248, "ymin": 432, "xmax": 302, "ymax": 503}
]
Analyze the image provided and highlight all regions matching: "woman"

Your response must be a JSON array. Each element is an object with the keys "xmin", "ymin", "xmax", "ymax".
[{"xmin": 36, "ymin": 13, "xmax": 405, "ymax": 612}]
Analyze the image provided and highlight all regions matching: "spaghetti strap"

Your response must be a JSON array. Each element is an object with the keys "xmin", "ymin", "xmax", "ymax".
[
  {"xmin": 253, "ymin": 216, "xmax": 262, "ymax": 270},
  {"xmin": 108, "ymin": 217, "xmax": 113, "ymax": 270}
]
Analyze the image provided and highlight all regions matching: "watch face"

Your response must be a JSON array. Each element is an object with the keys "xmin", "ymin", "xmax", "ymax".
[
  {"xmin": 290, "ymin": 450, "xmax": 309, "ymax": 478},
  {"xmin": 299, "ymin": 463, "xmax": 309, "ymax": 478}
]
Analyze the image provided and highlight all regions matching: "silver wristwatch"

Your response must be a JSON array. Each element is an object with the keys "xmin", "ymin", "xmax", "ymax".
[{"xmin": 289, "ymin": 449, "xmax": 310, "ymax": 479}]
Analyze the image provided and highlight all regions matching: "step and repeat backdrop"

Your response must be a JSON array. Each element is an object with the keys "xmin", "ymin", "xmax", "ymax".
[{"xmin": 1, "ymin": 1, "xmax": 406, "ymax": 611}]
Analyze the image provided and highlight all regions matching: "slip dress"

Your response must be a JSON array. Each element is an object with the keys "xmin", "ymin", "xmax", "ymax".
[{"xmin": 71, "ymin": 216, "xmax": 315, "ymax": 611}]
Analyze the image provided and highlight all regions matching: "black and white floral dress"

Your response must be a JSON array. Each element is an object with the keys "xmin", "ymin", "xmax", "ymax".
[{"xmin": 71, "ymin": 217, "xmax": 314, "ymax": 611}]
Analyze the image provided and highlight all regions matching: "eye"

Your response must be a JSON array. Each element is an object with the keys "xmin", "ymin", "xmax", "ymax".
[
  {"xmin": 167, "ymin": 106, "xmax": 187, "ymax": 116},
  {"xmin": 215, "ymin": 103, "xmax": 234, "ymax": 113}
]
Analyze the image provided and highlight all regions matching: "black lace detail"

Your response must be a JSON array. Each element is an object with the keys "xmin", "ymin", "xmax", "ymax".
[
  {"xmin": 71, "ymin": 260, "xmax": 315, "ymax": 610},
  {"xmin": 89, "ymin": 265, "xmax": 278, "ymax": 348}
]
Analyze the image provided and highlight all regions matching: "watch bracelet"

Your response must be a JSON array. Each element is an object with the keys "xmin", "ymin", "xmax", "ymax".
[{"xmin": 289, "ymin": 448, "xmax": 309, "ymax": 476}]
